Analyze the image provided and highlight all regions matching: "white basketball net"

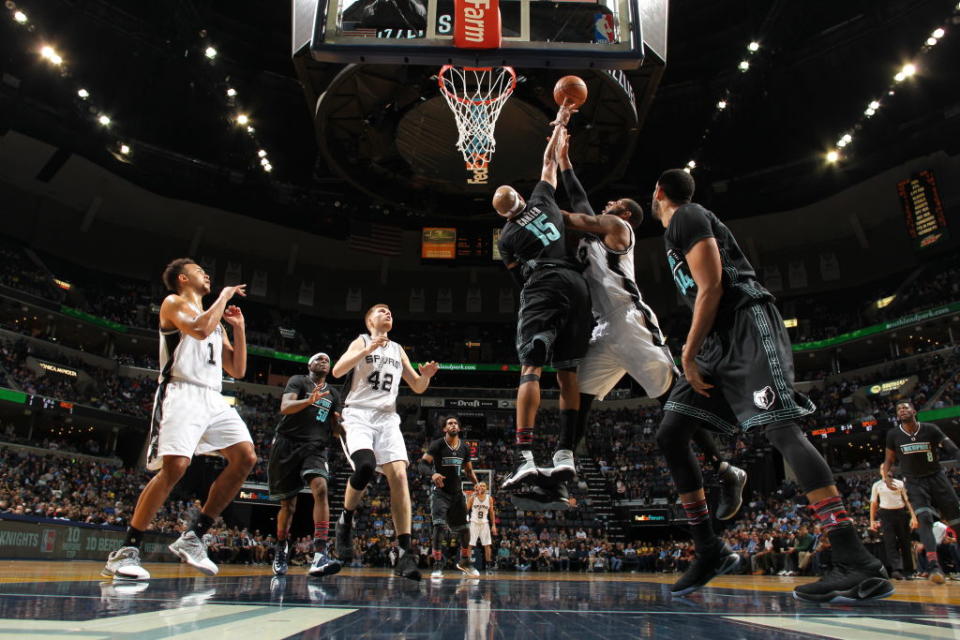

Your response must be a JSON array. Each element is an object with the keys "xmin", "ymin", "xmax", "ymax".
[{"xmin": 438, "ymin": 65, "xmax": 517, "ymax": 171}]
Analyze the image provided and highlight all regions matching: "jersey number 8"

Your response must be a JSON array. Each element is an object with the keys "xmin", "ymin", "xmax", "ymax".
[{"xmin": 367, "ymin": 371, "xmax": 394, "ymax": 392}]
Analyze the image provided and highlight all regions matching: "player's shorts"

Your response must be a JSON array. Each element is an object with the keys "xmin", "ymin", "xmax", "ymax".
[
  {"xmin": 430, "ymin": 488, "xmax": 468, "ymax": 530},
  {"xmin": 663, "ymin": 302, "xmax": 816, "ymax": 434},
  {"xmin": 516, "ymin": 266, "xmax": 591, "ymax": 370},
  {"xmin": 578, "ymin": 305, "xmax": 677, "ymax": 400},
  {"xmin": 268, "ymin": 435, "xmax": 330, "ymax": 500},
  {"xmin": 469, "ymin": 521, "xmax": 492, "ymax": 546},
  {"xmin": 146, "ymin": 380, "xmax": 252, "ymax": 471},
  {"xmin": 339, "ymin": 406, "xmax": 408, "ymax": 470},
  {"xmin": 905, "ymin": 470, "xmax": 960, "ymax": 526}
]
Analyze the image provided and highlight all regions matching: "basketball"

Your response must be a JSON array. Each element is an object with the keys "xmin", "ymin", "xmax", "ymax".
[{"xmin": 553, "ymin": 75, "xmax": 588, "ymax": 108}]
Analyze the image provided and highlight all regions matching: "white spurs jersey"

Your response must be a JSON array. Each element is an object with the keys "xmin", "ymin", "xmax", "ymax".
[
  {"xmin": 577, "ymin": 220, "xmax": 667, "ymax": 344},
  {"xmin": 343, "ymin": 334, "xmax": 404, "ymax": 412},
  {"xmin": 158, "ymin": 303, "xmax": 224, "ymax": 391},
  {"xmin": 471, "ymin": 493, "xmax": 491, "ymax": 523}
]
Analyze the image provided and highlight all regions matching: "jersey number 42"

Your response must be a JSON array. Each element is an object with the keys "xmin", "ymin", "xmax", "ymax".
[{"xmin": 367, "ymin": 371, "xmax": 394, "ymax": 392}]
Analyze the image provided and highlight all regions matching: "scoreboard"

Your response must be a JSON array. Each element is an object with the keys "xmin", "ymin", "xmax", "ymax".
[
  {"xmin": 898, "ymin": 170, "xmax": 949, "ymax": 250},
  {"xmin": 421, "ymin": 227, "xmax": 502, "ymax": 264}
]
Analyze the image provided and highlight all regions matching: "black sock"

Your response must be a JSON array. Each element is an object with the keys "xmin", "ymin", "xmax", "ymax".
[
  {"xmin": 398, "ymin": 533, "xmax": 411, "ymax": 553},
  {"xmin": 341, "ymin": 508, "xmax": 355, "ymax": 524},
  {"xmin": 558, "ymin": 409, "xmax": 578, "ymax": 451},
  {"xmin": 313, "ymin": 538, "xmax": 326, "ymax": 552},
  {"xmin": 190, "ymin": 513, "xmax": 215, "ymax": 538},
  {"xmin": 123, "ymin": 526, "xmax": 145, "ymax": 549},
  {"xmin": 826, "ymin": 521, "xmax": 872, "ymax": 562},
  {"xmin": 574, "ymin": 394, "xmax": 595, "ymax": 449},
  {"xmin": 682, "ymin": 498, "xmax": 718, "ymax": 552}
]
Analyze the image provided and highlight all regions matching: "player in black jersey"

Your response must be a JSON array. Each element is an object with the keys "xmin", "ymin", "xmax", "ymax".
[
  {"xmin": 268, "ymin": 352, "xmax": 343, "ymax": 578},
  {"xmin": 494, "ymin": 125, "xmax": 591, "ymax": 494},
  {"xmin": 651, "ymin": 168, "xmax": 891, "ymax": 602},
  {"xmin": 418, "ymin": 415, "xmax": 480, "ymax": 577},
  {"xmin": 881, "ymin": 400, "xmax": 960, "ymax": 584}
]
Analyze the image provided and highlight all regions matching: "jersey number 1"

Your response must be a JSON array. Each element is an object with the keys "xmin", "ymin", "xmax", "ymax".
[
  {"xmin": 368, "ymin": 371, "xmax": 394, "ymax": 392},
  {"xmin": 207, "ymin": 343, "xmax": 216, "ymax": 365}
]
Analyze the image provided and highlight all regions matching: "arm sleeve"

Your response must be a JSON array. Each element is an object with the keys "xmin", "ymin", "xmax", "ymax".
[
  {"xmin": 941, "ymin": 437, "xmax": 960, "ymax": 460},
  {"xmin": 530, "ymin": 180, "xmax": 556, "ymax": 205},
  {"xmin": 667, "ymin": 206, "xmax": 715, "ymax": 255},
  {"xmin": 559, "ymin": 169, "xmax": 594, "ymax": 216},
  {"xmin": 930, "ymin": 424, "xmax": 947, "ymax": 447}
]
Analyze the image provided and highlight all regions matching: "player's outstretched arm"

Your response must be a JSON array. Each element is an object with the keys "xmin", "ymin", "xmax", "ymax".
[
  {"xmin": 556, "ymin": 132, "xmax": 594, "ymax": 215},
  {"xmin": 539, "ymin": 126, "xmax": 566, "ymax": 188},
  {"xmin": 331, "ymin": 335, "xmax": 382, "ymax": 378},
  {"xmin": 399, "ymin": 348, "xmax": 438, "ymax": 394},
  {"xmin": 160, "ymin": 284, "xmax": 245, "ymax": 339}
]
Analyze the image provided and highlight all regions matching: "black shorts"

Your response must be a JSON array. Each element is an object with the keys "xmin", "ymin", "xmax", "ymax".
[
  {"xmin": 268, "ymin": 436, "xmax": 330, "ymax": 501},
  {"xmin": 906, "ymin": 470, "xmax": 960, "ymax": 526},
  {"xmin": 430, "ymin": 488, "xmax": 468, "ymax": 530},
  {"xmin": 664, "ymin": 302, "xmax": 816, "ymax": 434},
  {"xmin": 516, "ymin": 267, "xmax": 591, "ymax": 369}
]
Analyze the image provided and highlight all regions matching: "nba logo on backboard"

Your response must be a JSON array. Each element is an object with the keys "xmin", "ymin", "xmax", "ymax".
[
  {"xmin": 593, "ymin": 13, "xmax": 615, "ymax": 43},
  {"xmin": 40, "ymin": 529, "xmax": 56, "ymax": 553}
]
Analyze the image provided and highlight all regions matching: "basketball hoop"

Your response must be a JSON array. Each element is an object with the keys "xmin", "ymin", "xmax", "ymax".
[{"xmin": 438, "ymin": 65, "xmax": 517, "ymax": 185}]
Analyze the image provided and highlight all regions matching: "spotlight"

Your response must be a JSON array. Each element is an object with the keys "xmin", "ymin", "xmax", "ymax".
[
  {"xmin": 747, "ymin": 41, "xmax": 760, "ymax": 52},
  {"xmin": 717, "ymin": 100, "xmax": 727, "ymax": 110},
  {"xmin": 77, "ymin": 88, "xmax": 89, "ymax": 99},
  {"xmin": 257, "ymin": 149, "xmax": 267, "ymax": 158},
  {"xmin": 738, "ymin": 60, "xmax": 750, "ymax": 72},
  {"xmin": 264, "ymin": 163, "xmax": 273, "ymax": 173},
  {"xmin": 826, "ymin": 150, "xmax": 839, "ymax": 163},
  {"xmin": 895, "ymin": 63, "xmax": 916, "ymax": 82},
  {"xmin": 97, "ymin": 114, "xmax": 111, "ymax": 126},
  {"xmin": 865, "ymin": 108, "xmax": 875, "ymax": 117},
  {"xmin": 841, "ymin": 134, "xmax": 852, "ymax": 144},
  {"xmin": 683, "ymin": 167, "xmax": 691, "ymax": 173},
  {"xmin": 932, "ymin": 28, "xmax": 945, "ymax": 39},
  {"xmin": 226, "ymin": 87, "xmax": 237, "ymax": 97},
  {"xmin": 868, "ymin": 100, "xmax": 880, "ymax": 110},
  {"xmin": 13, "ymin": 10, "xmax": 27, "ymax": 23},
  {"xmin": 236, "ymin": 113, "xmax": 249, "ymax": 126},
  {"xmin": 40, "ymin": 45, "xmax": 63, "ymax": 66},
  {"xmin": 260, "ymin": 157, "xmax": 269, "ymax": 166},
  {"xmin": 204, "ymin": 46, "xmax": 217, "ymax": 59},
  {"xmin": 120, "ymin": 144, "xmax": 130, "ymax": 155},
  {"xmin": 246, "ymin": 126, "xmax": 255, "ymax": 133},
  {"xmin": 927, "ymin": 37, "xmax": 938, "ymax": 46},
  {"xmin": 686, "ymin": 160, "xmax": 696, "ymax": 169}
]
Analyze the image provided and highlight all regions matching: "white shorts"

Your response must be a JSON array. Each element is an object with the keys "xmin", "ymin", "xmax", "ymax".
[
  {"xmin": 146, "ymin": 381, "xmax": 251, "ymax": 471},
  {"xmin": 578, "ymin": 307, "xmax": 677, "ymax": 400},
  {"xmin": 469, "ymin": 521, "xmax": 492, "ymax": 546},
  {"xmin": 339, "ymin": 406, "xmax": 408, "ymax": 471}
]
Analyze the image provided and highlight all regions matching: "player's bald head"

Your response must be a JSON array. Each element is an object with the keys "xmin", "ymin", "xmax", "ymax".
[{"xmin": 493, "ymin": 185, "xmax": 524, "ymax": 218}]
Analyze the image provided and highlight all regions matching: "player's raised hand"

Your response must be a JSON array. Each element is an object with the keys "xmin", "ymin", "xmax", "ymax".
[
  {"xmin": 309, "ymin": 385, "xmax": 330, "ymax": 404},
  {"xmin": 550, "ymin": 103, "xmax": 578, "ymax": 127},
  {"xmin": 419, "ymin": 361, "xmax": 440, "ymax": 378},
  {"xmin": 221, "ymin": 284, "xmax": 247, "ymax": 300},
  {"xmin": 366, "ymin": 335, "xmax": 389, "ymax": 353},
  {"xmin": 223, "ymin": 305, "xmax": 245, "ymax": 327},
  {"xmin": 555, "ymin": 128, "xmax": 571, "ymax": 169}
]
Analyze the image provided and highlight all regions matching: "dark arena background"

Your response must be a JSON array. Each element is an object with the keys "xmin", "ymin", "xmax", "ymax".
[{"xmin": 0, "ymin": 0, "xmax": 960, "ymax": 638}]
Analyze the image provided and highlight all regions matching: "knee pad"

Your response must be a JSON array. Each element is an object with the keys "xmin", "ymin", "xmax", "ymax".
[{"xmin": 349, "ymin": 449, "xmax": 377, "ymax": 491}]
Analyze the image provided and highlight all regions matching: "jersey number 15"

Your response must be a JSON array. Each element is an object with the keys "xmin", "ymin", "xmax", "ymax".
[{"xmin": 528, "ymin": 214, "xmax": 560, "ymax": 247}]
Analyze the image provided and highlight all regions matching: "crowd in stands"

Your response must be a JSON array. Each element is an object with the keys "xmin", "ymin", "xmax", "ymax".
[{"xmin": 3, "ymin": 236, "xmax": 960, "ymax": 367}]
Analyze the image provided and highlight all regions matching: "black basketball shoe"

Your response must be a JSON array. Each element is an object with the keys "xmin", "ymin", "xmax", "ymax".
[
  {"xmin": 793, "ymin": 558, "xmax": 893, "ymax": 603},
  {"xmin": 716, "ymin": 464, "xmax": 748, "ymax": 521},
  {"xmin": 395, "ymin": 551, "xmax": 421, "ymax": 582},
  {"xmin": 670, "ymin": 542, "xmax": 741, "ymax": 596}
]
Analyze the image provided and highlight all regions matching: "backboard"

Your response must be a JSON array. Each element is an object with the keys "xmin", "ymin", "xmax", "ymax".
[{"xmin": 294, "ymin": 0, "xmax": 667, "ymax": 69}]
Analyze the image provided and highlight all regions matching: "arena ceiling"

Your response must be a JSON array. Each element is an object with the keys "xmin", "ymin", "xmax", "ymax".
[{"xmin": 0, "ymin": 0, "xmax": 958, "ymax": 232}]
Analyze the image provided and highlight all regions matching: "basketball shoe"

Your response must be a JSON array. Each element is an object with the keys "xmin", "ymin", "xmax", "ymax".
[
  {"xmin": 169, "ymin": 530, "xmax": 218, "ymax": 576},
  {"xmin": 102, "ymin": 546, "xmax": 151, "ymax": 581}
]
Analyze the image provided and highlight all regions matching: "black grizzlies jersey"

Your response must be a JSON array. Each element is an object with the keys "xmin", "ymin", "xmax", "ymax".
[
  {"xmin": 275, "ymin": 375, "xmax": 342, "ymax": 442},
  {"xmin": 664, "ymin": 203, "xmax": 774, "ymax": 316},
  {"xmin": 887, "ymin": 422, "xmax": 947, "ymax": 478},
  {"xmin": 498, "ymin": 181, "xmax": 579, "ymax": 279},
  {"xmin": 427, "ymin": 437, "xmax": 469, "ymax": 495}
]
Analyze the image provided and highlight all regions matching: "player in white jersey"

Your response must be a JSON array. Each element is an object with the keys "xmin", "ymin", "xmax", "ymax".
[
  {"xmin": 102, "ymin": 258, "xmax": 256, "ymax": 582},
  {"xmin": 550, "ymin": 138, "xmax": 747, "ymax": 520},
  {"xmin": 467, "ymin": 482, "xmax": 497, "ymax": 570},
  {"xmin": 331, "ymin": 303, "xmax": 439, "ymax": 581}
]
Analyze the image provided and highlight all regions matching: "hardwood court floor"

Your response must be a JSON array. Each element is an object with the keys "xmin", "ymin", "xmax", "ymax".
[{"xmin": 0, "ymin": 561, "xmax": 958, "ymax": 638}]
